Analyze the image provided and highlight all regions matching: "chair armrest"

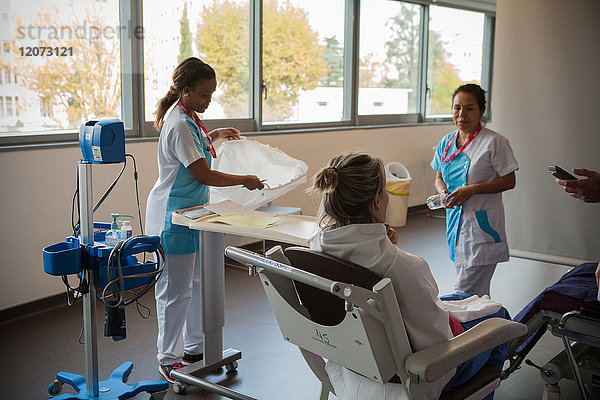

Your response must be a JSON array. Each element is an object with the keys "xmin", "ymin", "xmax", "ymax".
[{"xmin": 405, "ymin": 318, "xmax": 527, "ymax": 382}]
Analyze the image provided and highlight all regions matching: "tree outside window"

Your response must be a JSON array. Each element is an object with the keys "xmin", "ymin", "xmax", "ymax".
[
  {"xmin": 359, "ymin": 1, "xmax": 421, "ymax": 115},
  {"xmin": 5, "ymin": 0, "xmax": 121, "ymax": 133},
  {"xmin": 196, "ymin": 0, "xmax": 331, "ymax": 123},
  {"xmin": 427, "ymin": 6, "xmax": 484, "ymax": 116}
]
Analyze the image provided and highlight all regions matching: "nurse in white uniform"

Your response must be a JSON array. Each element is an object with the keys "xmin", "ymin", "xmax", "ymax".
[
  {"xmin": 431, "ymin": 83, "xmax": 518, "ymax": 296},
  {"xmin": 146, "ymin": 57, "xmax": 264, "ymax": 383}
]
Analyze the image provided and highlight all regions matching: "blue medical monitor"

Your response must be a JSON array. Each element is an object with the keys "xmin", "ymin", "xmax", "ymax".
[{"xmin": 79, "ymin": 118, "xmax": 125, "ymax": 164}]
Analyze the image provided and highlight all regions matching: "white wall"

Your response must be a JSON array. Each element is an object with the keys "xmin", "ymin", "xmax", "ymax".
[
  {"xmin": 0, "ymin": 124, "xmax": 451, "ymax": 310},
  {"xmin": 492, "ymin": 0, "xmax": 600, "ymax": 262}
]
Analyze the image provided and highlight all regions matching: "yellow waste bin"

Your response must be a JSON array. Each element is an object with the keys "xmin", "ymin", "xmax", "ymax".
[{"xmin": 385, "ymin": 162, "xmax": 411, "ymax": 227}]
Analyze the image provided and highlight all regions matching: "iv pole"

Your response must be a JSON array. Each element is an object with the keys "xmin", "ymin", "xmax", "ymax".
[
  {"xmin": 79, "ymin": 161, "xmax": 99, "ymax": 396},
  {"xmin": 46, "ymin": 160, "xmax": 167, "ymax": 400}
]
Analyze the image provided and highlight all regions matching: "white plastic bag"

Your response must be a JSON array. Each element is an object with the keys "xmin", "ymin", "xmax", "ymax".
[{"xmin": 209, "ymin": 138, "xmax": 308, "ymax": 210}]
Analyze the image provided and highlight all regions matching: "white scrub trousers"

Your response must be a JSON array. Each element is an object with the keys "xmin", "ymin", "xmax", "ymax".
[
  {"xmin": 454, "ymin": 264, "xmax": 497, "ymax": 297},
  {"xmin": 155, "ymin": 251, "xmax": 204, "ymax": 365}
]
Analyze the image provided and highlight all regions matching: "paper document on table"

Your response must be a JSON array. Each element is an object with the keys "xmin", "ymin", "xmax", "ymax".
[
  {"xmin": 204, "ymin": 213, "xmax": 282, "ymax": 228},
  {"xmin": 180, "ymin": 207, "xmax": 216, "ymax": 220},
  {"xmin": 205, "ymin": 200, "xmax": 272, "ymax": 216}
]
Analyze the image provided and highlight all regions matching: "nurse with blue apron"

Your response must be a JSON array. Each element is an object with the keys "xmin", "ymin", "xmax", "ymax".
[
  {"xmin": 145, "ymin": 58, "xmax": 264, "ymax": 383},
  {"xmin": 431, "ymin": 84, "xmax": 518, "ymax": 296}
]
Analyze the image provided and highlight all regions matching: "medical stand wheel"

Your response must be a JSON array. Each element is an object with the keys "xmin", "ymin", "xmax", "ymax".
[
  {"xmin": 172, "ymin": 381, "xmax": 187, "ymax": 394},
  {"xmin": 48, "ymin": 380, "xmax": 64, "ymax": 396},
  {"xmin": 225, "ymin": 361, "xmax": 238, "ymax": 372},
  {"xmin": 148, "ymin": 390, "xmax": 167, "ymax": 400}
]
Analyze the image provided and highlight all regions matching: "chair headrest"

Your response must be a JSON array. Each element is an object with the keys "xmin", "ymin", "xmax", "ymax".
[{"xmin": 284, "ymin": 247, "xmax": 381, "ymax": 326}]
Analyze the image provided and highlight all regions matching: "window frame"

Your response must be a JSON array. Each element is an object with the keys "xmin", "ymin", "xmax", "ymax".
[
  {"xmin": 421, "ymin": 2, "xmax": 494, "ymax": 122},
  {"xmin": 256, "ymin": 0, "xmax": 354, "ymax": 130},
  {"xmin": 0, "ymin": 0, "xmax": 496, "ymax": 149}
]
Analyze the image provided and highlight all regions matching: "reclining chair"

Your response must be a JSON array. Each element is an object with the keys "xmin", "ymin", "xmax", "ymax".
[
  {"xmin": 225, "ymin": 245, "xmax": 527, "ymax": 400},
  {"xmin": 502, "ymin": 263, "xmax": 600, "ymax": 400}
]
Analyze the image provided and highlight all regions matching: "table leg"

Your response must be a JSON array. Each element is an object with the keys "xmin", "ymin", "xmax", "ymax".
[
  {"xmin": 202, "ymin": 231, "xmax": 225, "ymax": 364},
  {"xmin": 170, "ymin": 231, "xmax": 255, "ymax": 400}
]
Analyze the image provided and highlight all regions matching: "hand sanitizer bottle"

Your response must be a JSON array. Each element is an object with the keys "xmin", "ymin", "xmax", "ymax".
[
  {"xmin": 105, "ymin": 214, "xmax": 121, "ymax": 246},
  {"xmin": 105, "ymin": 214, "xmax": 134, "ymax": 246}
]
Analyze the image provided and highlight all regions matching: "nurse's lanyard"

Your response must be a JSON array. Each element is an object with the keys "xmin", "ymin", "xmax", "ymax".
[
  {"xmin": 441, "ymin": 124, "xmax": 482, "ymax": 163},
  {"xmin": 177, "ymin": 100, "xmax": 217, "ymax": 158}
]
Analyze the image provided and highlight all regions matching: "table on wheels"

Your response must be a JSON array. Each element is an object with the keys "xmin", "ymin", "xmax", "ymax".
[{"xmin": 170, "ymin": 208, "xmax": 316, "ymax": 399}]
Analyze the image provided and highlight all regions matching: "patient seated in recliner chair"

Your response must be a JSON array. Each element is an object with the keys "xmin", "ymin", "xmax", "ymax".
[{"xmin": 309, "ymin": 151, "xmax": 509, "ymax": 400}]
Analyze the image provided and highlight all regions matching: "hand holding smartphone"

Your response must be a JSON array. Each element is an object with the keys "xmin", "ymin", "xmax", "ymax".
[{"xmin": 549, "ymin": 165, "xmax": 578, "ymax": 180}]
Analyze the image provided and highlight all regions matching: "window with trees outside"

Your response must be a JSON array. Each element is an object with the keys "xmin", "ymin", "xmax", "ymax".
[
  {"xmin": 1, "ymin": 0, "xmax": 494, "ymax": 146},
  {"xmin": 426, "ymin": 5, "xmax": 486, "ymax": 118},
  {"xmin": 359, "ymin": 0, "xmax": 421, "ymax": 117},
  {"xmin": 261, "ymin": 0, "xmax": 346, "ymax": 126},
  {"xmin": 1, "ymin": 0, "xmax": 121, "ymax": 140},
  {"xmin": 143, "ymin": 0, "xmax": 251, "ymax": 122}
]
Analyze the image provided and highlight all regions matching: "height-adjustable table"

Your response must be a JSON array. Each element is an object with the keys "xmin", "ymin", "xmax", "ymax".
[{"xmin": 169, "ymin": 207, "xmax": 316, "ymax": 399}]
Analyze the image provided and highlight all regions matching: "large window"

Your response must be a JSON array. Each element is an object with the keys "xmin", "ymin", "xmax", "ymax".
[
  {"xmin": 1, "ymin": 0, "xmax": 495, "ymax": 145},
  {"xmin": 426, "ymin": 5, "xmax": 485, "ymax": 118},
  {"xmin": 359, "ymin": 0, "xmax": 420, "ymax": 116},
  {"xmin": 143, "ymin": 0, "xmax": 251, "ymax": 122},
  {"xmin": 1, "ymin": 0, "xmax": 121, "ymax": 137},
  {"xmin": 261, "ymin": 0, "xmax": 346, "ymax": 125}
]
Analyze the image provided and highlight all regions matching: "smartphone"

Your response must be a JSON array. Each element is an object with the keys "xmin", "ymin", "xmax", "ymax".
[{"xmin": 549, "ymin": 165, "xmax": 578, "ymax": 180}]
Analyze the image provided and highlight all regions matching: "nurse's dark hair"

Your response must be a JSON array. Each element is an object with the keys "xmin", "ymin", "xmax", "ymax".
[
  {"xmin": 452, "ymin": 83, "xmax": 486, "ymax": 111},
  {"xmin": 311, "ymin": 151, "xmax": 386, "ymax": 229},
  {"xmin": 154, "ymin": 57, "xmax": 216, "ymax": 130}
]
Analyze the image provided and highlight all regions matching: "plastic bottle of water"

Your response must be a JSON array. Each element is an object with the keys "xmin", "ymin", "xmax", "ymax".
[
  {"xmin": 426, "ymin": 193, "xmax": 447, "ymax": 210},
  {"xmin": 105, "ymin": 229, "xmax": 121, "ymax": 246}
]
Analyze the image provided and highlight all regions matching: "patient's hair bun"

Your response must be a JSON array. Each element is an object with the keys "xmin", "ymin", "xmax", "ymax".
[
  {"xmin": 315, "ymin": 165, "xmax": 339, "ymax": 192},
  {"xmin": 311, "ymin": 151, "xmax": 386, "ymax": 228}
]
